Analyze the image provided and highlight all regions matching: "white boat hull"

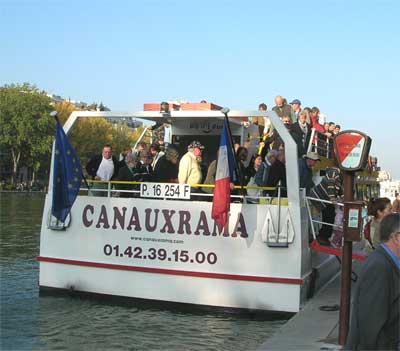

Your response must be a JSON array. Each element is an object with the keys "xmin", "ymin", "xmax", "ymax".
[{"xmin": 38, "ymin": 195, "xmax": 328, "ymax": 313}]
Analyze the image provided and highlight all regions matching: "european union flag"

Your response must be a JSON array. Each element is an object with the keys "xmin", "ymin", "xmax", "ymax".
[{"xmin": 52, "ymin": 115, "xmax": 83, "ymax": 222}]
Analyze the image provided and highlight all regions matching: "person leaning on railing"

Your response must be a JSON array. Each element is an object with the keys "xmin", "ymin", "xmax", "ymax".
[
  {"xmin": 178, "ymin": 141, "xmax": 204, "ymax": 187},
  {"xmin": 133, "ymin": 149, "xmax": 154, "ymax": 183},
  {"xmin": 254, "ymin": 150, "xmax": 278, "ymax": 196},
  {"xmin": 153, "ymin": 146, "xmax": 179, "ymax": 183},
  {"xmin": 85, "ymin": 144, "xmax": 125, "ymax": 196},
  {"xmin": 115, "ymin": 154, "xmax": 139, "ymax": 198}
]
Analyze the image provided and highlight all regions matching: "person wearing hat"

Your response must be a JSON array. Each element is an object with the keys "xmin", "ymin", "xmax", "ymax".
[
  {"xmin": 115, "ymin": 153, "xmax": 139, "ymax": 198},
  {"xmin": 178, "ymin": 141, "xmax": 204, "ymax": 186},
  {"xmin": 298, "ymin": 151, "xmax": 320, "ymax": 195},
  {"xmin": 290, "ymin": 99, "xmax": 302, "ymax": 122}
]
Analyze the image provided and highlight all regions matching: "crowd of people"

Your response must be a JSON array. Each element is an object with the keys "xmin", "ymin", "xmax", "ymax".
[
  {"xmin": 84, "ymin": 96, "xmax": 400, "ymax": 249},
  {"xmin": 85, "ymin": 96, "xmax": 343, "ymax": 197}
]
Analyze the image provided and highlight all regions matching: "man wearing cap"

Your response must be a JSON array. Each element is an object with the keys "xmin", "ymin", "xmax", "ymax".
[
  {"xmin": 290, "ymin": 99, "xmax": 302, "ymax": 122},
  {"xmin": 178, "ymin": 141, "xmax": 204, "ymax": 186},
  {"xmin": 298, "ymin": 151, "xmax": 320, "ymax": 195}
]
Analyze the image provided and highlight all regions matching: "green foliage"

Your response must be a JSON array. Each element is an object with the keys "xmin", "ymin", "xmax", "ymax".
[
  {"xmin": 0, "ymin": 83, "xmax": 145, "ymax": 184},
  {"xmin": 0, "ymin": 83, "xmax": 53, "ymax": 183},
  {"xmin": 54, "ymin": 101, "xmax": 75, "ymax": 125}
]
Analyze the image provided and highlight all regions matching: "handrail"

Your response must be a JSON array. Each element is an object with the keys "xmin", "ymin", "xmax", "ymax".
[
  {"xmin": 305, "ymin": 196, "xmax": 343, "ymax": 241},
  {"xmin": 307, "ymin": 128, "xmax": 334, "ymax": 159},
  {"xmin": 83, "ymin": 179, "xmax": 278, "ymax": 191},
  {"xmin": 306, "ymin": 196, "xmax": 344, "ymax": 207}
]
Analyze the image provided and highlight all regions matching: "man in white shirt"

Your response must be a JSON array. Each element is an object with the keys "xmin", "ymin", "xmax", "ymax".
[{"xmin": 86, "ymin": 144, "xmax": 122, "ymax": 196}]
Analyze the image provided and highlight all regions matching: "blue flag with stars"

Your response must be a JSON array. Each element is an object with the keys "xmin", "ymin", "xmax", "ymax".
[{"xmin": 52, "ymin": 116, "xmax": 83, "ymax": 222}]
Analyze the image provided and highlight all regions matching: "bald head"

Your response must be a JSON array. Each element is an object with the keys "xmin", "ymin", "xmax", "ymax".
[{"xmin": 275, "ymin": 95, "xmax": 284, "ymax": 107}]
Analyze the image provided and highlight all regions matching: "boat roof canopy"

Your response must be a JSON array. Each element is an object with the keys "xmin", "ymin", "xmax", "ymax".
[{"xmin": 63, "ymin": 110, "xmax": 259, "ymax": 134}]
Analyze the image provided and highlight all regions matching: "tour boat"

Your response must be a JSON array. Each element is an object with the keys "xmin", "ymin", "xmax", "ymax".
[{"xmin": 38, "ymin": 104, "xmax": 349, "ymax": 313}]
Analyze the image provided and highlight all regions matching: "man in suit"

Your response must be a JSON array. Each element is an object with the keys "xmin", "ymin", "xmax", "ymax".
[
  {"xmin": 85, "ymin": 144, "xmax": 123, "ymax": 196},
  {"xmin": 291, "ymin": 111, "xmax": 312, "ymax": 157},
  {"xmin": 346, "ymin": 213, "xmax": 400, "ymax": 350},
  {"xmin": 133, "ymin": 149, "xmax": 154, "ymax": 183},
  {"xmin": 255, "ymin": 150, "xmax": 278, "ymax": 196}
]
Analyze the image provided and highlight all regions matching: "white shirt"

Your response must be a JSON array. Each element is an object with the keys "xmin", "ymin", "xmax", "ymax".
[
  {"xmin": 96, "ymin": 157, "xmax": 114, "ymax": 180},
  {"xmin": 263, "ymin": 117, "xmax": 273, "ymax": 134}
]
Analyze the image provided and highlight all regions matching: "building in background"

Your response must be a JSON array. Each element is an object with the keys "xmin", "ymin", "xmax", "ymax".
[{"xmin": 379, "ymin": 170, "xmax": 400, "ymax": 202}]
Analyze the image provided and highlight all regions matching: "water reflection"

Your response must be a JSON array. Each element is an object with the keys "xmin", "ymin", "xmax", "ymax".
[{"xmin": 0, "ymin": 193, "xmax": 286, "ymax": 351}]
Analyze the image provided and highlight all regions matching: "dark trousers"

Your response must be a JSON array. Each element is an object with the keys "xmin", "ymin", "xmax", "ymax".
[{"xmin": 319, "ymin": 204, "xmax": 335, "ymax": 240}]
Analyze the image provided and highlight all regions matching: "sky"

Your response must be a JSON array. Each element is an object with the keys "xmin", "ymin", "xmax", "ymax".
[{"xmin": 1, "ymin": 0, "xmax": 399, "ymax": 179}]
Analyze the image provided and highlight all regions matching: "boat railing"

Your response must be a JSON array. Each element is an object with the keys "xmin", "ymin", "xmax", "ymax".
[
  {"xmin": 305, "ymin": 196, "xmax": 343, "ymax": 241},
  {"xmin": 307, "ymin": 128, "xmax": 334, "ymax": 159},
  {"xmin": 79, "ymin": 179, "xmax": 286, "ymax": 204},
  {"xmin": 305, "ymin": 196, "xmax": 368, "ymax": 262}
]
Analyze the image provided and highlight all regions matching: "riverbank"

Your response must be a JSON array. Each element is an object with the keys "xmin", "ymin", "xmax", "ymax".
[{"xmin": 258, "ymin": 261, "xmax": 363, "ymax": 350}]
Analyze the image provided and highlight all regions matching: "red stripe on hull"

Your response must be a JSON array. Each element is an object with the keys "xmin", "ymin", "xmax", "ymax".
[{"xmin": 37, "ymin": 256, "xmax": 304, "ymax": 285}]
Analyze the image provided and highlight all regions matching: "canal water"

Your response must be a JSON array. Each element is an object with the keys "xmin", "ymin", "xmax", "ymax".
[{"xmin": 0, "ymin": 193, "xmax": 287, "ymax": 351}]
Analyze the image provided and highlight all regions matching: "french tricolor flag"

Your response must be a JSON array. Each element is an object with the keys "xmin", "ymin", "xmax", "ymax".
[{"xmin": 211, "ymin": 118, "xmax": 236, "ymax": 229}]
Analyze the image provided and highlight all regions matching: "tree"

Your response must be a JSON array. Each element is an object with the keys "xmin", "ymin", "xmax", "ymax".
[
  {"xmin": 54, "ymin": 100, "xmax": 76, "ymax": 125},
  {"xmin": 0, "ymin": 83, "xmax": 53, "ymax": 184}
]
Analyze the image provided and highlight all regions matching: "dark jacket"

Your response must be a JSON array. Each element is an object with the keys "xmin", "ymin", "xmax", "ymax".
[
  {"xmin": 298, "ymin": 158, "xmax": 314, "ymax": 195},
  {"xmin": 85, "ymin": 155, "xmax": 122, "ymax": 180},
  {"xmin": 345, "ymin": 245, "xmax": 399, "ymax": 350},
  {"xmin": 115, "ymin": 165, "xmax": 137, "ymax": 197},
  {"xmin": 255, "ymin": 161, "xmax": 274, "ymax": 196},
  {"xmin": 291, "ymin": 122, "xmax": 312, "ymax": 157},
  {"xmin": 268, "ymin": 160, "xmax": 286, "ymax": 196},
  {"xmin": 133, "ymin": 162, "xmax": 153, "ymax": 182},
  {"xmin": 153, "ymin": 155, "xmax": 178, "ymax": 183}
]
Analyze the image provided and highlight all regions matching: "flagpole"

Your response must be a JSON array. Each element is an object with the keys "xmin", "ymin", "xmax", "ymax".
[
  {"xmin": 221, "ymin": 108, "xmax": 246, "ymax": 198},
  {"xmin": 51, "ymin": 111, "xmax": 90, "ymax": 190}
]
